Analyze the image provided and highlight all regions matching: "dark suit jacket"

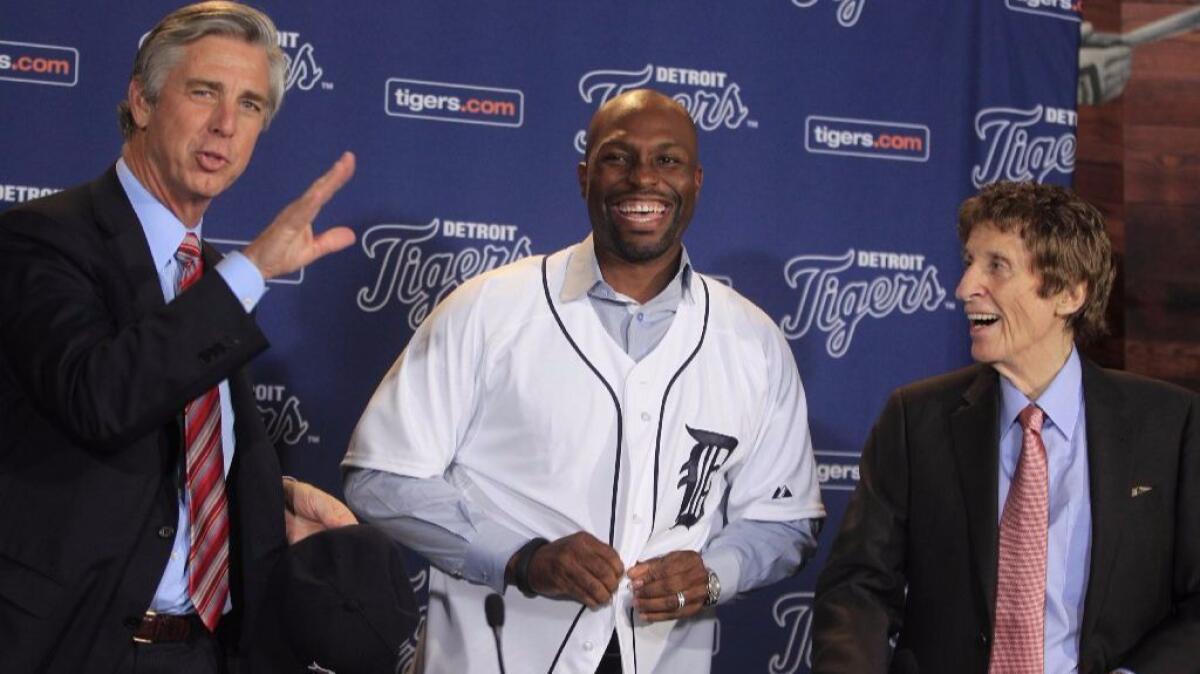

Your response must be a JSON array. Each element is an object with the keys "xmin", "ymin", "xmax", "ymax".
[
  {"xmin": 811, "ymin": 360, "xmax": 1200, "ymax": 674},
  {"xmin": 0, "ymin": 168, "xmax": 287, "ymax": 673}
]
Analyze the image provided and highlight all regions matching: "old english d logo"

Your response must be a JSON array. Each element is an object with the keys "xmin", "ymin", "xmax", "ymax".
[{"xmin": 674, "ymin": 426, "xmax": 739, "ymax": 529}]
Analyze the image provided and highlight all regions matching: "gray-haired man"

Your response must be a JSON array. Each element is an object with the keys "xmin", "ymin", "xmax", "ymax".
[{"xmin": 0, "ymin": 3, "xmax": 357, "ymax": 672}]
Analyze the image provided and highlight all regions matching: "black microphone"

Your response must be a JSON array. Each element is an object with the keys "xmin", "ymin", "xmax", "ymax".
[{"xmin": 485, "ymin": 593, "xmax": 506, "ymax": 674}]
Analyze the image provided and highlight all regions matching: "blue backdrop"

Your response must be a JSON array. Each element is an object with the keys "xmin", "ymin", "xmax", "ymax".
[{"xmin": 0, "ymin": 1, "xmax": 1079, "ymax": 670}]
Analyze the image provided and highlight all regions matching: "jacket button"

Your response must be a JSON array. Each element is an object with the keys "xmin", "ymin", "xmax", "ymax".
[
  {"xmin": 978, "ymin": 631, "xmax": 990, "ymax": 647},
  {"xmin": 157, "ymin": 525, "xmax": 176, "ymax": 539}
]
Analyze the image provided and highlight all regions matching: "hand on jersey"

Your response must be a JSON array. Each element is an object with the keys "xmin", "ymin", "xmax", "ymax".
[
  {"xmin": 243, "ymin": 152, "xmax": 357, "ymax": 280},
  {"xmin": 628, "ymin": 550, "xmax": 708, "ymax": 623},
  {"xmin": 528, "ymin": 532, "xmax": 625, "ymax": 609},
  {"xmin": 282, "ymin": 477, "xmax": 359, "ymax": 544}
]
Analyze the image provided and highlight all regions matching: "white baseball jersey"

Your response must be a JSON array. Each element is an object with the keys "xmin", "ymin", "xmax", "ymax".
[{"xmin": 345, "ymin": 239, "xmax": 824, "ymax": 673}]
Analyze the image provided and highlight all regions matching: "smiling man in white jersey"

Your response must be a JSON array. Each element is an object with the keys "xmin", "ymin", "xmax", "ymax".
[{"xmin": 343, "ymin": 89, "xmax": 826, "ymax": 673}]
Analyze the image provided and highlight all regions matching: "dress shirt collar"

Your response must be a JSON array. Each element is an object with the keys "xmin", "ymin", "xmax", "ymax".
[
  {"xmin": 999, "ymin": 345, "xmax": 1083, "ymax": 441},
  {"xmin": 115, "ymin": 158, "xmax": 200, "ymax": 274},
  {"xmin": 560, "ymin": 234, "xmax": 693, "ymax": 305}
]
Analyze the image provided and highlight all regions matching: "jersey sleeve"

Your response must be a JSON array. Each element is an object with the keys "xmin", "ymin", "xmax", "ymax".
[
  {"xmin": 342, "ymin": 276, "xmax": 488, "ymax": 478},
  {"xmin": 723, "ymin": 324, "xmax": 826, "ymax": 524}
]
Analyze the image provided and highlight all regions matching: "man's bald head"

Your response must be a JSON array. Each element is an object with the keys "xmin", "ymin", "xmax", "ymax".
[{"xmin": 584, "ymin": 89, "xmax": 698, "ymax": 162}]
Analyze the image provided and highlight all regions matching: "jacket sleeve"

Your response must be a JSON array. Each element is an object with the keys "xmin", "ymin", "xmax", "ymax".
[
  {"xmin": 0, "ymin": 206, "xmax": 267, "ymax": 453},
  {"xmin": 810, "ymin": 390, "xmax": 911, "ymax": 674}
]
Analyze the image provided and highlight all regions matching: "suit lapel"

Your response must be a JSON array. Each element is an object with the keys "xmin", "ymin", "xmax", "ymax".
[
  {"xmin": 1078, "ymin": 361, "xmax": 1133, "ymax": 652},
  {"xmin": 89, "ymin": 166, "xmax": 166, "ymax": 320},
  {"xmin": 949, "ymin": 366, "xmax": 1002, "ymax": 624}
]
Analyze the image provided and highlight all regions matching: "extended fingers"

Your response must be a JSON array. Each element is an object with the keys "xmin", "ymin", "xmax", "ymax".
[
  {"xmin": 291, "ymin": 151, "xmax": 356, "ymax": 222},
  {"xmin": 308, "ymin": 152, "xmax": 356, "ymax": 205},
  {"xmin": 311, "ymin": 225, "xmax": 356, "ymax": 258}
]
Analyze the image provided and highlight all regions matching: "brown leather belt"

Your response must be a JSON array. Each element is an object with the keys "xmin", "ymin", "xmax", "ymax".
[{"xmin": 132, "ymin": 611, "xmax": 206, "ymax": 644}]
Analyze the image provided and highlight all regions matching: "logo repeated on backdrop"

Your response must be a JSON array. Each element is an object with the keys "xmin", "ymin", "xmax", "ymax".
[
  {"xmin": 574, "ymin": 63, "xmax": 756, "ymax": 152},
  {"xmin": 384, "ymin": 78, "xmax": 524, "ymax": 127},
  {"xmin": 0, "ymin": 183, "xmax": 60, "ymax": 204},
  {"xmin": 1004, "ymin": 0, "xmax": 1082, "ymax": 22},
  {"xmin": 780, "ymin": 248, "xmax": 952, "ymax": 358},
  {"xmin": 0, "ymin": 40, "xmax": 78, "ymax": 86},
  {"xmin": 790, "ymin": 0, "xmax": 867, "ymax": 28},
  {"xmin": 971, "ymin": 104, "xmax": 1076, "ymax": 187},
  {"xmin": 254, "ymin": 383, "xmax": 316, "ymax": 448},
  {"xmin": 208, "ymin": 238, "xmax": 303, "ymax": 285},
  {"xmin": 768, "ymin": 591, "xmax": 816, "ymax": 674},
  {"xmin": 815, "ymin": 449, "xmax": 860, "ymax": 492},
  {"xmin": 277, "ymin": 30, "xmax": 330, "ymax": 93},
  {"xmin": 674, "ymin": 426, "xmax": 739, "ymax": 529},
  {"xmin": 356, "ymin": 218, "xmax": 533, "ymax": 329},
  {"xmin": 805, "ymin": 115, "xmax": 930, "ymax": 162}
]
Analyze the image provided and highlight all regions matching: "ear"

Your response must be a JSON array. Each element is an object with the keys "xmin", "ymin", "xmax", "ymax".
[
  {"xmin": 1055, "ymin": 280, "xmax": 1087, "ymax": 318},
  {"xmin": 128, "ymin": 79, "xmax": 153, "ymax": 130},
  {"xmin": 694, "ymin": 164, "xmax": 704, "ymax": 193},
  {"xmin": 577, "ymin": 161, "xmax": 588, "ymax": 198}
]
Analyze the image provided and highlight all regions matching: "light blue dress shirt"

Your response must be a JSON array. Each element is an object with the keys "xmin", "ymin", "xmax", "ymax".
[
  {"xmin": 115, "ymin": 159, "xmax": 266, "ymax": 615},
  {"xmin": 346, "ymin": 238, "xmax": 819, "ymax": 598},
  {"xmin": 997, "ymin": 347, "xmax": 1092, "ymax": 674}
]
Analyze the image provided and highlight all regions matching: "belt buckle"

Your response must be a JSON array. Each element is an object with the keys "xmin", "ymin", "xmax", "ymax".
[{"xmin": 132, "ymin": 610, "xmax": 156, "ymax": 644}]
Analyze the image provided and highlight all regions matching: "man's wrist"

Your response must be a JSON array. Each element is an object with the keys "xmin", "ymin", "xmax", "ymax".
[
  {"xmin": 700, "ymin": 546, "xmax": 740, "ymax": 605},
  {"xmin": 704, "ymin": 567, "xmax": 721, "ymax": 606},
  {"xmin": 507, "ymin": 537, "xmax": 549, "ymax": 596}
]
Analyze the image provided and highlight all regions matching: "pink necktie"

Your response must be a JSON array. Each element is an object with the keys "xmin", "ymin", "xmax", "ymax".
[
  {"xmin": 989, "ymin": 405, "xmax": 1049, "ymax": 674},
  {"xmin": 176, "ymin": 233, "xmax": 230, "ymax": 632}
]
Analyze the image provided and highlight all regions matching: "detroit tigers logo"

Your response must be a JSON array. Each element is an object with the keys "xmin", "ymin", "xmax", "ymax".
[{"xmin": 674, "ymin": 426, "xmax": 738, "ymax": 528}]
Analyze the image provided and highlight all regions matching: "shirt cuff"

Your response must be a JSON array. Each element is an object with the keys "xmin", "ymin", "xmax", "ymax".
[
  {"xmin": 215, "ymin": 251, "xmax": 267, "ymax": 313},
  {"xmin": 463, "ymin": 518, "xmax": 530, "ymax": 594},
  {"xmin": 701, "ymin": 545, "xmax": 742, "ymax": 606}
]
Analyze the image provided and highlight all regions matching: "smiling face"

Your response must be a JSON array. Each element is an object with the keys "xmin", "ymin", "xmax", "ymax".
[
  {"xmin": 124, "ymin": 35, "xmax": 271, "ymax": 226},
  {"xmin": 577, "ymin": 91, "xmax": 703, "ymax": 266},
  {"xmin": 956, "ymin": 222, "xmax": 1084, "ymax": 393}
]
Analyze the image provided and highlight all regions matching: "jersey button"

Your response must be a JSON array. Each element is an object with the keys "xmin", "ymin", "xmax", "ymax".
[
  {"xmin": 640, "ymin": 412, "xmax": 651, "ymax": 422},
  {"xmin": 583, "ymin": 641, "xmax": 595, "ymax": 652}
]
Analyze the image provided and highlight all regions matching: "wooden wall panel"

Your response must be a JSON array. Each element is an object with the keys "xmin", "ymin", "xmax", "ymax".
[{"xmin": 1078, "ymin": 0, "xmax": 1200, "ymax": 391}]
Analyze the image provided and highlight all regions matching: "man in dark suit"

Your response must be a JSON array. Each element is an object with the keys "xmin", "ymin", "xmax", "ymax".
[
  {"xmin": 812, "ymin": 181, "xmax": 1199, "ymax": 674},
  {"xmin": 0, "ymin": 3, "xmax": 358, "ymax": 672}
]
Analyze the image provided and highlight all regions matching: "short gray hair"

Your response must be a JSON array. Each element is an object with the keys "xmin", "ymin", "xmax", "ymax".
[{"xmin": 118, "ymin": 1, "xmax": 286, "ymax": 139}]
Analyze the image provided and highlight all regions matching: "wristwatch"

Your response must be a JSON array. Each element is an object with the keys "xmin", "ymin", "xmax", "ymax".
[{"xmin": 704, "ymin": 567, "xmax": 721, "ymax": 606}]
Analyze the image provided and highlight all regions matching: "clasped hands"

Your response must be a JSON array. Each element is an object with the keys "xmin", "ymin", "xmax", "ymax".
[{"xmin": 514, "ymin": 531, "xmax": 709, "ymax": 623}]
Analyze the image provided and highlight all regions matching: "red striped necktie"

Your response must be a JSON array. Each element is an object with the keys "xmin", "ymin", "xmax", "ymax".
[
  {"xmin": 989, "ymin": 404, "xmax": 1049, "ymax": 674},
  {"xmin": 175, "ymin": 233, "xmax": 230, "ymax": 632}
]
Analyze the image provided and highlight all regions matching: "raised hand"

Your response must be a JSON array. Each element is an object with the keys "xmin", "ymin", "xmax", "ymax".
[{"xmin": 243, "ymin": 151, "xmax": 357, "ymax": 280}]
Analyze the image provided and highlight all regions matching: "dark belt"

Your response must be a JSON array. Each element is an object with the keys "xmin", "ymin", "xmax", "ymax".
[{"xmin": 131, "ymin": 612, "xmax": 207, "ymax": 644}]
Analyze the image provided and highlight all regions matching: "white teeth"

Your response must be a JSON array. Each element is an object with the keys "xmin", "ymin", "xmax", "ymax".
[
  {"xmin": 616, "ymin": 201, "xmax": 667, "ymax": 215},
  {"xmin": 967, "ymin": 313, "xmax": 1000, "ymax": 326}
]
